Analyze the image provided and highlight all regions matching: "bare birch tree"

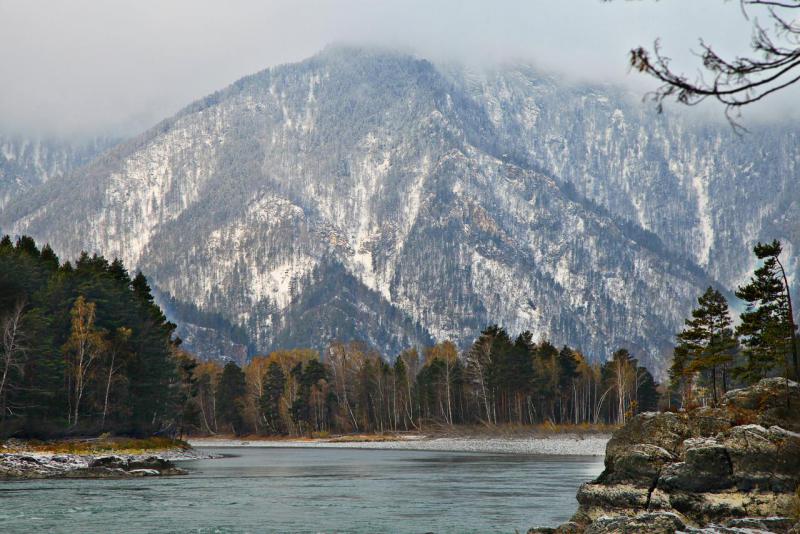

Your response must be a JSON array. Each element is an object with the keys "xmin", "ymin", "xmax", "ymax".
[
  {"xmin": 63, "ymin": 296, "xmax": 107, "ymax": 426},
  {"xmin": 0, "ymin": 300, "xmax": 27, "ymax": 418}
]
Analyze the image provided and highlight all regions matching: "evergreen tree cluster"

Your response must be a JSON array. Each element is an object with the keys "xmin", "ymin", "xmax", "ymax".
[
  {"xmin": 0, "ymin": 235, "xmax": 188, "ymax": 437},
  {"xmin": 669, "ymin": 240, "xmax": 798, "ymax": 407}
]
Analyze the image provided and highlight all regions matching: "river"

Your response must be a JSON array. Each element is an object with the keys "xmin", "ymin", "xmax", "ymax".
[{"xmin": 1, "ymin": 447, "xmax": 603, "ymax": 533}]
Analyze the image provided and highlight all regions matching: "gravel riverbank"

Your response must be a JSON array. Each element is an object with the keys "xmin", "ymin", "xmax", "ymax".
[{"xmin": 189, "ymin": 435, "xmax": 610, "ymax": 456}]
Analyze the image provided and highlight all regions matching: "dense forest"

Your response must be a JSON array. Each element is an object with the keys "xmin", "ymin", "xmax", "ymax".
[
  {"xmin": 0, "ymin": 235, "xmax": 192, "ymax": 437},
  {"xmin": 1, "ymin": 235, "xmax": 795, "ymax": 438}
]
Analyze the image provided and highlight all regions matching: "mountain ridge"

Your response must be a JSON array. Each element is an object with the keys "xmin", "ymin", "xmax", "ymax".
[{"xmin": 2, "ymin": 46, "xmax": 794, "ymax": 373}]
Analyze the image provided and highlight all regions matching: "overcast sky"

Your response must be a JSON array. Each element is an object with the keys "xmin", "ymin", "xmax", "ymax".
[{"xmin": 0, "ymin": 0, "xmax": 792, "ymax": 137}]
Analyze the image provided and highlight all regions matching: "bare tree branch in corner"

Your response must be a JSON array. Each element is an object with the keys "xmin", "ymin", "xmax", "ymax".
[{"xmin": 620, "ymin": 0, "xmax": 800, "ymax": 129}]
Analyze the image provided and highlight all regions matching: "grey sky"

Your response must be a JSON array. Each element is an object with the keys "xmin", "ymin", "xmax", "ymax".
[{"xmin": 0, "ymin": 0, "xmax": 789, "ymax": 137}]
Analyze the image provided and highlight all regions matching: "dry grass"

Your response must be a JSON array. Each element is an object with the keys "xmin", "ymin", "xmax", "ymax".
[
  {"xmin": 791, "ymin": 486, "xmax": 800, "ymax": 522},
  {"xmin": 327, "ymin": 433, "xmax": 405, "ymax": 443},
  {"xmin": 192, "ymin": 423, "xmax": 617, "ymax": 443},
  {"xmin": 4, "ymin": 436, "xmax": 190, "ymax": 455},
  {"xmin": 420, "ymin": 422, "xmax": 617, "ymax": 438}
]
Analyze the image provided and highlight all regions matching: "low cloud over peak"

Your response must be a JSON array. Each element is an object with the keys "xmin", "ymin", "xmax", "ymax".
[{"xmin": 1, "ymin": 0, "xmax": 790, "ymax": 137}]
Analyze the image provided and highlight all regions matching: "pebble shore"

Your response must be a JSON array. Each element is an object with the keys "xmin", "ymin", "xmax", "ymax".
[{"xmin": 189, "ymin": 435, "xmax": 610, "ymax": 456}]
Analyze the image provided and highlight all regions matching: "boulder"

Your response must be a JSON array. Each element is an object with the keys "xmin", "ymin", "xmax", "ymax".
[
  {"xmin": 721, "ymin": 425, "xmax": 800, "ymax": 492},
  {"xmin": 62, "ymin": 467, "xmax": 128, "ymax": 478},
  {"xmin": 583, "ymin": 512, "xmax": 686, "ymax": 534},
  {"xmin": 527, "ymin": 522, "xmax": 583, "ymax": 534},
  {"xmin": 722, "ymin": 378, "xmax": 800, "ymax": 432},
  {"xmin": 530, "ymin": 378, "xmax": 800, "ymax": 534},
  {"xmin": 686, "ymin": 406, "xmax": 734, "ymax": 438},
  {"xmin": 127, "ymin": 456, "xmax": 174, "ymax": 472},
  {"xmin": 604, "ymin": 412, "xmax": 688, "ymax": 470},
  {"xmin": 576, "ymin": 483, "xmax": 663, "ymax": 514},
  {"xmin": 723, "ymin": 516, "xmax": 796, "ymax": 532},
  {"xmin": 658, "ymin": 439, "xmax": 734, "ymax": 492},
  {"xmin": 128, "ymin": 468, "xmax": 160, "ymax": 476},
  {"xmin": 599, "ymin": 444, "xmax": 674, "ymax": 487},
  {"xmin": 89, "ymin": 455, "xmax": 129, "ymax": 469}
]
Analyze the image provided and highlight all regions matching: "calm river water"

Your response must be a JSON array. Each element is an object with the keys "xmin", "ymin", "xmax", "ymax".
[{"xmin": 0, "ymin": 447, "xmax": 603, "ymax": 533}]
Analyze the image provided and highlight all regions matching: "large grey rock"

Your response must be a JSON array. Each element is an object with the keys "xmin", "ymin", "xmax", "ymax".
[
  {"xmin": 62, "ymin": 467, "xmax": 128, "ymax": 478},
  {"xmin": 583, "ymin": 512, "xmax": 686, "ymax": 534},
  {"xmin": 658, "ymin": 439, "xmax": 733, "ymax": 492},
  {"xmin": 89, "ymin": 455, "xmax": 129, "ymax": 469},
  {"xmin": 527, "ymin": 522, "xmax": 582, "ymax": 534},
  {"xmin": 722, "ymin": 425, "xmax": 800, "ymax": 492},
  {"xmin": 722, "ymin": 378, "xmax": 800, "ymax": 432},
  {"xmin": 723, "ymin": 516, "xmax": 796, "ymax": 532},
  {"xmin": 605, "ymin": 412, "xmax": 689, "ymax": 468},
  {"xmin": 685, "ymin": 406, "xmax": 734, "ymax": 438},
  {"xmin": 599, "ymin": 444, "xmax": 674, "ymax": 487},
  {"xmin": 533, "ymin": 380, "xmax": 800, "ymax": 534},
  {"xmin": 127, "ymin": 456, "xmax": 173, "ymax": 471}
]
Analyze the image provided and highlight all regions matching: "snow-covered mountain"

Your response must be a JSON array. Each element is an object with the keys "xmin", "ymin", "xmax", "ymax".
[
  {"xmin": 0, "ymin": 135, "xmax": 119, "ymax": 209},
  {"xmin": 2, "ymin": 47, "xmax": 796, "ymax": 372}
]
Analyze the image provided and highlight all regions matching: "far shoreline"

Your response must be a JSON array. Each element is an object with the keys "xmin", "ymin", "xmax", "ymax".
[{"xmin": 188, "ymin": 432, "xmax": 610, "ymax": 456}]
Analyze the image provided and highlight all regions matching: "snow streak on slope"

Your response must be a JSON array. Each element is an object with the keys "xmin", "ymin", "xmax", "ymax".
[{"xmin": 3, "ymin": 47, "xmax": 796, "ymax": 373}]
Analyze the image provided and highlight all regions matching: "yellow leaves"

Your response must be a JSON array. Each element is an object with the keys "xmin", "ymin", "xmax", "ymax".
[
  {"xmin": 423, "ymin": 340, "xmax": 458, "ymax": 366},
  {"xmin": 63, "ymin": 295, "xmax": 108, "ymax": 365}
]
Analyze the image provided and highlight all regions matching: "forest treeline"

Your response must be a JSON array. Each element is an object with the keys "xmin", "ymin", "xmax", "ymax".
[
  {"xmin": 186, "ymin": 334, "xmax": 659, "ymax": 437},
  {"xmin": 1, "ymin": 235, "xmax": 659, "ymax": 438},
  {"xmin": 1, "ymin": 235, "xmax": 795, "ymax": 439}
]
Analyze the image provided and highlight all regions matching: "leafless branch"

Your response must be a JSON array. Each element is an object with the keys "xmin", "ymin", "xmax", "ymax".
[{"xmin": 620, "ymin": 0, "xmax": 800, "ymax": 126}]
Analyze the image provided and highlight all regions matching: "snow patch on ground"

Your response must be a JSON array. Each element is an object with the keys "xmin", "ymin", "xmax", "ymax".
[{"xmin": 691, "ymin": 171, "xmax": 714, "ymax": 267}]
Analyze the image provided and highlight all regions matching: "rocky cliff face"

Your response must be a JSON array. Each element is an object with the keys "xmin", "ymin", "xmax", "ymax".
[
  {"xmin": 1, "ymin": 47, "xmax": 796, "ymax": 367},
  {"xmin": 531, "ymin": 378, "xmax": 800, "ymax": 533}
]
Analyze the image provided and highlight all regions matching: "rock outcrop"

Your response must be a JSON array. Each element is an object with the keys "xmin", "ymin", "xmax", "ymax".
[
  {"xmin": 531, "ymin": 378, "xmax": 800, "ymax": 534},
  {"xmin": 0, "ymin": 451, "xmax": 194, "ymax": 479}
]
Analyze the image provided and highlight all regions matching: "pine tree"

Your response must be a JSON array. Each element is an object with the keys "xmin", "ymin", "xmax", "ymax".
[
  {"xmin": 636, "ymin": 366, "xmax": 659, "ymax": 412},
  {"xmin": 735, "ymin": 240, "xmax": 797, "ymax": 382},
  {"xmin": 668, "ymin": 344, "xmax": 691, "ymax": 407},
  {"xmin": 261, "ymin": 362, "xmax": 286, "ymax": 434},
  {"xmin": 216, "ymin": 362, "xmax": 247, "ymax": 435},
  {"xmin": 676, "ymin": 287, "xmax": 737, "ymax": 403}
]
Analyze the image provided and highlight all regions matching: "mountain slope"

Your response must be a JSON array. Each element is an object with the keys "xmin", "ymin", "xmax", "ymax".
[
  {"xmin": 4, "ymin": 46, "xmax": 789, "ymax": 372},
  {"xmin": 445, "ymin": 64, "xmax": 800, "ymax": 292},
  {"xmin": 0, "ymin": 135, "xmax": 119, "ymax": 209}
]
